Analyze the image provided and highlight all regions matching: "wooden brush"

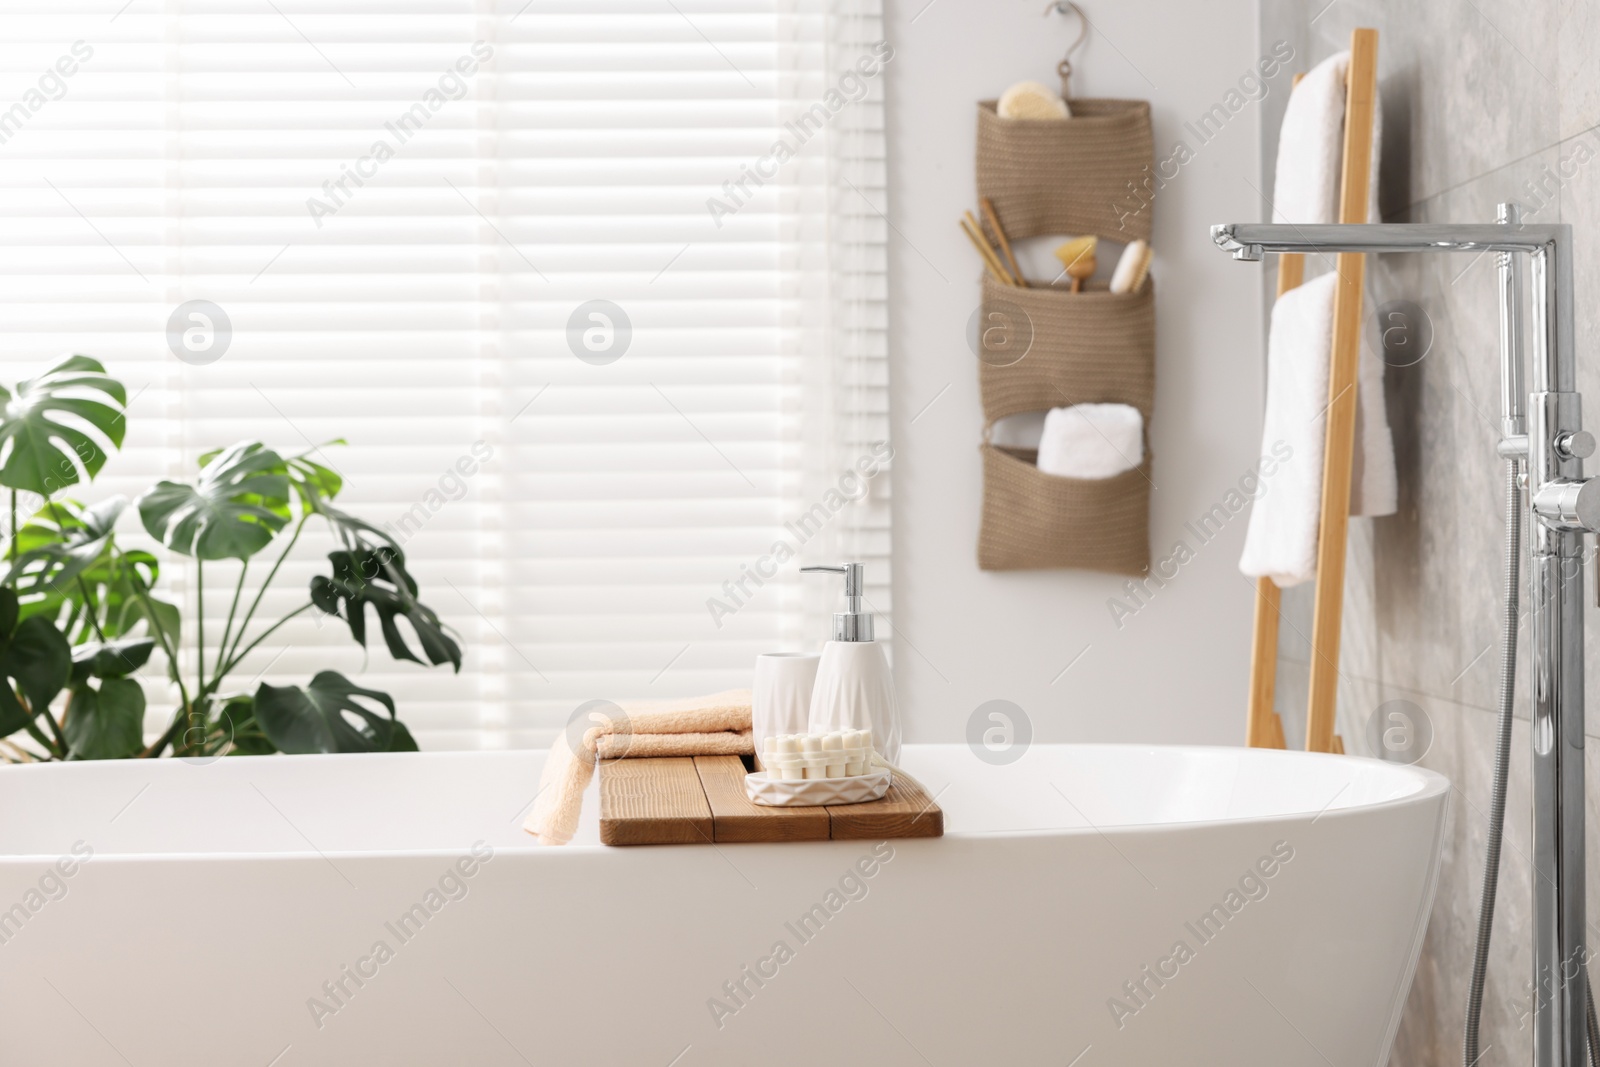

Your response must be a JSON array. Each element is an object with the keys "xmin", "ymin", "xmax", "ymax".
[
  {"xmin": 960, "ymin": 216, "xmax": 1014, "ymax": 286},
  {"xmin": 1110, "ymin": 239, "xmax": 1153, "ymax": 294},
  {"xmin": 1054, "ymin": 235, "xmax": 1097, "ymax": 292},
  {"xmin": 979, "ymin": 198, "xmax": 1026, "ymax": 287}
]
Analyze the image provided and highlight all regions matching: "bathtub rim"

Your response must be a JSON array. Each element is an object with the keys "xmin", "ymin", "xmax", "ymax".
[{"xmin": 0, "ymin": 742, "xmax": 1448, "ymax": 861}]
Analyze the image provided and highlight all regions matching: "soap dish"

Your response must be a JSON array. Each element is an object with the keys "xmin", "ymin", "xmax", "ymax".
[{"xmin": 745, "ymin": 769, "xmax": 892, "ymax": 807}]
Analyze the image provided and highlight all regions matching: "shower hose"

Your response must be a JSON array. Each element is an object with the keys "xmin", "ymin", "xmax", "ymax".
[{"xmin": 1463, "ymin": 459, "xmax": 1600, "ymax": 1066}]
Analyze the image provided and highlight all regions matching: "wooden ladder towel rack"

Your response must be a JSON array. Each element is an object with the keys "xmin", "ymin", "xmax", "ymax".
[{"xmin": 1246, "ymin": 27, "xmax": 1378, "ymax": 755}]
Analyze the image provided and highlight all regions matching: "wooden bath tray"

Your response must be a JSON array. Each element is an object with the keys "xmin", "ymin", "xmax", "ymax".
[{"xmin": 598, "ymin": 755, "xmax": 944, "ymax": 846}]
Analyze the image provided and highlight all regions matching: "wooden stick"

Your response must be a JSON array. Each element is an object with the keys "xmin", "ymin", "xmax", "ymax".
[
  {"xmin": 960, "ymin": 216, "xmax": 1014, "ymax": 286},
  {"xmin": 1246, "ymin": 251, "xmax": 1304, "ymax": 750},
  {"xmin": 1246, "ymin": 579, "xmax": 1284, "ymax": 747},
  {"xmin": 1305, "ymin": 28, "xmax": 1378, "ymax": 755},
  {"xmin": 963, "ymin": 211, "xmax": 1016, "ymax": 284},
  {"xmin": 979, "ymin": 197, "xmax": 1027, "ymax": 287}
]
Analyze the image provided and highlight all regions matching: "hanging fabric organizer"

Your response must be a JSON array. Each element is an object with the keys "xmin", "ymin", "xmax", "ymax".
[
  {"xmin": 972, "ymin": 91, "xmax": 1156, "ymax": 575},
  {"xmin": 975, "ymin": 98, "xmax": 1154, "ymax": 244}
]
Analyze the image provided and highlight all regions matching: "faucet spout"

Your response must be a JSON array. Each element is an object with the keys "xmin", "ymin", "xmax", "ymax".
[
  {"xmin": 1214, "ymin": 218, "xmax": 1574, "ymax": 396},
  {"xmin": 1209, "ymin": 223, "xmax": 1263, "ymax": 261},
  {"xmin": 1210, "ymin": 221, "xmax": 1566, "ymax": 257}
]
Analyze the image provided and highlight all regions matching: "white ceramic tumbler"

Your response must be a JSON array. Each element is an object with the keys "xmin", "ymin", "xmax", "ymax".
[{"xmin": 752, "ymin": 652, "xmax": 820, "ymax": 769}]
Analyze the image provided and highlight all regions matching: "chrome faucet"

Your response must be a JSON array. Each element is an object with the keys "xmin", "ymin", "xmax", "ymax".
[{"xmin": 1213, "ymin": 209, "xmax": 1593, "ymax": 1067}]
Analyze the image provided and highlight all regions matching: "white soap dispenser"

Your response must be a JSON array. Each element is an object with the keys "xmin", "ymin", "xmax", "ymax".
[{"xmin": 801, "ymin": 562, "xmax": 900, "ymax": 764}]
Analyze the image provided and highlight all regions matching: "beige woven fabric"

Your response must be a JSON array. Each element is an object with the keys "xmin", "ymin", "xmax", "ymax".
[
  {"xmin": 976, "ymin": 98, "xmax": 1154, "ymax": 242},
  {"xmin": 978, "ymin": 446, "xmax": 1151, "ymax": 574},
  {"xmin": 971, "ymin": 94, "xmax": 1155, "ymax": 574},
  {"xmin": 977, "ymin": 275, "xmax": 1155, "ymax": 423}
]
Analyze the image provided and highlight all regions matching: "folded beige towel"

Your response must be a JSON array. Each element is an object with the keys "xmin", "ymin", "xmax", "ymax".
[{"xmin": 525, "ymin": 689, "xmax": 753, "ymax": 845}]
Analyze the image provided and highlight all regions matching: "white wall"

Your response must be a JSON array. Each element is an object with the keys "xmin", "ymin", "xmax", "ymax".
[{"xmin": 883, "ymin": 0, "xmax": 1271, "ymax": 745}]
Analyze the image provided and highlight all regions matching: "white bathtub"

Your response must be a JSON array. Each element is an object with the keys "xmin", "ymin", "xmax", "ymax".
[{"xmin": 0, "ymin": 743, "xmax": 1447, "ymax": 1066}]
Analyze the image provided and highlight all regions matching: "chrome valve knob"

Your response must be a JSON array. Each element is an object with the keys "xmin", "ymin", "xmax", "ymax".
[
  {"xmin": 1556, "ymin": 430, "xmax": 1597, "ymax": 460},
  {"xmin": 1532, "ymin": 478, "xmax": 1600, "ymax": 531}
]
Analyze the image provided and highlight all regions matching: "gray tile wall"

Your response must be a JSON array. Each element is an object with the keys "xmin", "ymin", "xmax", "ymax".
[{"xmin": 1258, "ymin": 1, "xmax": 1600, "ymax": 1062}]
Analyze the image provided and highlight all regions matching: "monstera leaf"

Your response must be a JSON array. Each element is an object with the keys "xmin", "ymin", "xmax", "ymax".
[
  {"xmin": 138, "ymin": 442, "xmax": 291, "ymax": 561},
  {"xmin": 70, "ymin": 636, "xmax": 155, "ymax": 681},
  {"xmin": 0, "ymin": 586, "xmax": 71, "ymax": 739},
  {"xmin": 311, "ymin": 545, "xmax": 462, "ymax": 671},
  {"xmin": 101, "ymin": 554, "xmax": 181, "ymax": 648},
  {"xmin": 198, "ymin": 441, "xmax": 345, "ymax": 512},
  {"xmin": 6, "ymin": 497, "xmax": 178, "ymax": 647},
  {"xmin": 60, "ymin": 638, "xmax": 155, "ymax": 760},
  {"xmin": 288, "ymin": 448, "xmax": 344, "ymax": 508},
  {"xmin": 62, "ymin": 678, "xmax": 145, "ymax": 759},
  {"xmin": 217, "ymin": 695, "xmax": 277, "ymax": 756},
  {"xmin": 7, "ymin": 496, "xmax": 126, "ymax": 606},
  {"xmin": 253, "ymin": 670, "xmax": 417, "ymax": 754},
  {"xmin": 0, "ymin": 355, "xmax": 126, "ymax": 495}
]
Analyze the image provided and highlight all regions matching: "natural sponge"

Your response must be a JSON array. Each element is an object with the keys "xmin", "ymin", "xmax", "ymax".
[{"xmin": 997, "ymin": 80, "xmax": 1070, "ymax": 120}]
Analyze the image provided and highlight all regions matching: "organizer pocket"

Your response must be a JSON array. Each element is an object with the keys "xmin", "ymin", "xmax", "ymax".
[
  {"xmin": 975, "ymin": 98, "xmax": 1154, "ymax": 242},
  {"xmin": 977, "ymin": 274, "xmax": 1155, "ymax": 424},
  {"xmin": 978, "ymin": 445, "xmax": 1151, "ymax": 575}
]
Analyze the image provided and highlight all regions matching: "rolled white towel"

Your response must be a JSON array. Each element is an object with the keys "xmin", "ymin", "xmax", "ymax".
[{"xmin": 1036, "ymin": 403, "xmax": 1143, "ymax": 480}]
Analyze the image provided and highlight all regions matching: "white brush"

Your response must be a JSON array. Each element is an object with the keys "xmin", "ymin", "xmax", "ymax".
[{"xmin": 1110, "ymin": 239, "xmax": 1153, "ymax": 294}]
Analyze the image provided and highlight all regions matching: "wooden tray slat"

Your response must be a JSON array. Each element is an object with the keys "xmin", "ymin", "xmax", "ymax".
[
  {"xmin": 599, "ymin": 757, "xmax": 943, "ymax": 846},
  {"xmin": 598, "ymin": 757, "xmax": 713, "ymax": 846},
  {"xmin": 694, "ymin": 756, "xmax": 830, "ymax": 842},
  {"xmin": 829, "ymin": 776, "xmax": 944, "ymax": 840}
]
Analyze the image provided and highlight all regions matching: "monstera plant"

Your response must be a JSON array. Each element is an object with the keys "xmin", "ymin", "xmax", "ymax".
[{"xmin": 0, "ymin": 356, "xmax": 460, "ymax": 761}]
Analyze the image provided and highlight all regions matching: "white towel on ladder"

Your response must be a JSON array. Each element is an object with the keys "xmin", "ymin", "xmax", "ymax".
[
  {"xmin": 1240, "ymin": 274, "xmax": 1334, "ymax": 586},
  {"xmin": 1241, "ymin": 50, "xmax": 1397, "ymax": 587},
  {"xmin": 1271, "ymin": 51, "xmax": 1382, "ymax": 228}
]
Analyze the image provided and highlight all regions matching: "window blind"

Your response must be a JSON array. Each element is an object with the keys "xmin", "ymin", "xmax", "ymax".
[{"xmin": 0, "ymin": 0, "xmax": 889, "ymax": 749}]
